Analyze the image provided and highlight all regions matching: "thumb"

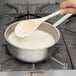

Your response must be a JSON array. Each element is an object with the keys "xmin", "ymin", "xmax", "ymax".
[
  {"xmin": 60, "ymin": 8, "xmax": 76, "ymax": 15},
  {"xmin": 60, "ymin": 0, "xmax": 73, "ymax": 9}
]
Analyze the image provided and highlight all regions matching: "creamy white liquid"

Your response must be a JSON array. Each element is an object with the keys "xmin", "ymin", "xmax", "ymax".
[{"xmin": 8, "ymin": 30, "xmax": 55, "ymax": 49}]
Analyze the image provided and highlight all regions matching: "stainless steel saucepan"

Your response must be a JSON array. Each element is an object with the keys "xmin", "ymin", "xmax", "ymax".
[{"xmin": 4, "ymin": 14, "xmax": 72, "ymax": 63}]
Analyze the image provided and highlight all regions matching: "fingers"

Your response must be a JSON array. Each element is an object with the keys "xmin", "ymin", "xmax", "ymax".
[
  {"xmin": 60, "ymin": 8, "xmax": 76, "ymax": 15},
  {"xmin": 60, "ymin": 0, "xmax": 73, "ymax": 9},
  {"xmin": 60, "ymin": 0, "xmax": 76, "ymax": 15}
]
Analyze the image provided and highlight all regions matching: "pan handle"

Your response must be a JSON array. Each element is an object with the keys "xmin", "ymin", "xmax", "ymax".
[{"xmin": 53, "ymin": 14, "xmax": 73, "ymax": 27}]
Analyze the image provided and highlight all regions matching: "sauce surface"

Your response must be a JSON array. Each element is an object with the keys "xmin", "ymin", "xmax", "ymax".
[{"xmin": 8, "ymin": 30, "xmax": 55, "ymax": 49}]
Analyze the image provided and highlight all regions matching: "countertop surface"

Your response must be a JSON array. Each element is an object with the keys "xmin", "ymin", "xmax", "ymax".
[{"xmin": 0, "ymin": 71, "xmax": 76, "ymax": 76}]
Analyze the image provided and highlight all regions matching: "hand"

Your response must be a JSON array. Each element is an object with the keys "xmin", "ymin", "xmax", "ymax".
[{"xmin": 60, "ymin": 0, "xmax": 76, "ymax": 14}]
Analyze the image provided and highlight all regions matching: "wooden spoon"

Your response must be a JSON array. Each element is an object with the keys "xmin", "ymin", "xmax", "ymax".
[{"xmin": 15, "ymin": 10, "xmax": 61, "ymax": 38}]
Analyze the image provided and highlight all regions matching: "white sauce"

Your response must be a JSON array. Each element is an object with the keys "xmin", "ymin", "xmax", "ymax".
[{"xmin": 8, "ymin": 30, "xmax": 55, "ymax": 49}]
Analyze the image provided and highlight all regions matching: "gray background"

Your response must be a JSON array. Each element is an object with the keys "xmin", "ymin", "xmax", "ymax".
[
  {"xmin": 4, "ymin": 0, "xmax": 64, "ymax": 4},
  {"xmin": 0, "ymin": 0, "xmax": 64, "ymax": 15}
]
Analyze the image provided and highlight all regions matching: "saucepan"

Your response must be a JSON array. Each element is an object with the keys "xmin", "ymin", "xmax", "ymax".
[{"xmin": 4, "ymin": 14, "xmax": 72, "ymax": 63}]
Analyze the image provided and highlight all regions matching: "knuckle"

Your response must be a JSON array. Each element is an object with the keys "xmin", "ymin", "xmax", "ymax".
[
  {"xmin": 64, "ymin": 9, "xmax": 69, "ymax": 13},
  {"xmin": 70, "ymin": 9, "xmax": 74, "ymax": 12}
]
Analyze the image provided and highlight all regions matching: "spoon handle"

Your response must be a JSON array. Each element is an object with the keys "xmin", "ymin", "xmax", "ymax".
[{"xmin": 41, "ymin": 10, "xmax": 61, "ymax": 21}]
